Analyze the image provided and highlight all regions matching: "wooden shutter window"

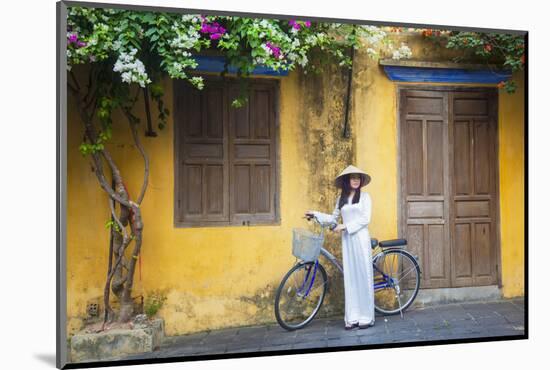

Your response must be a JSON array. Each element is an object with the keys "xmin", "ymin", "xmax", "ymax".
[
  {"xmin": 174, "ymin": 78, "xmax": 279, "ymax": 227},
  {"xmin": 175, "ymin": 80, "xmax": 229, "ymax": 224},
  {"xmin": 229, "ymin": 84, "xmax": 277, "ymax": 224}
]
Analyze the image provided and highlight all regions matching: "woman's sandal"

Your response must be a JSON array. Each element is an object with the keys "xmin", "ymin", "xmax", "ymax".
[
  {"xmin": 345, "ymin": 323, "xmax": 358, "ymax": 330},
  {"xmin": 358, "ymin": 321, "xmax": 375, "ymax": 330}
]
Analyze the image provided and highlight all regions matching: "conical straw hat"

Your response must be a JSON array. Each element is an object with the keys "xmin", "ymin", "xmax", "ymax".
[{"xmin": 334, "ymin": 165, "xmax": 371, "ymax": 188}]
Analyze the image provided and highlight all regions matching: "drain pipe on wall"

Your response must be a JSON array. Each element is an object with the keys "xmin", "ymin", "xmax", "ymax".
[{"xmin": 343, "ymin": 45, "xmax": 354, "ymax": 139}]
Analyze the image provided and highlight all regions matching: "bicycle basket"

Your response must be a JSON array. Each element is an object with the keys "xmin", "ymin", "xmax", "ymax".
[{"xmin": 292, "ymin": 228, "xmax": 324, "ymax": 262}]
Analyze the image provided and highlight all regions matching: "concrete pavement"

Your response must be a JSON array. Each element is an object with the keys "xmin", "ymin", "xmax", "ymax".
[{"xmin": 122, "ymin": 298, "xmax": 525, "ymax": 360}]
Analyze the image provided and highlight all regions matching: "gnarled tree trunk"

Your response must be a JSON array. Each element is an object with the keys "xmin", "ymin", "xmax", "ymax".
[{"xmin": 68, "ymin": 70, "xmax": 150, "ymax": 326}]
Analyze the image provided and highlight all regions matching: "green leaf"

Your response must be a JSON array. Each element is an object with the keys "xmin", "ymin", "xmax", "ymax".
[{"xmin": 129, "ymin": 38, "xmax": 141, "ymax": 50}]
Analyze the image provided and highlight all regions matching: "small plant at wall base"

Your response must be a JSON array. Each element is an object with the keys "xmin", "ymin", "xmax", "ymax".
[
  {"xmin": 66, "ymin": 6, "xmax": 409, "ymax": 328},
  {"xmin": 419, "ymin": 29, "xmax": 525, "ymax": 93},
  {"xmin": 144, "ymin": 291, "xmax": 168, "ymax": 318}
]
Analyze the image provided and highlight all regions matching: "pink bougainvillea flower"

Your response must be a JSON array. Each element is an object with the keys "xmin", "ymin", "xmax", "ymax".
[
  {"xmin": 76, "ymin": 41, "xmax": 86, "ymax": 48},
  {"xmin": 288, "ymin": 20, "xmax": 301, "ymax": 30},
  {"xmin": 200, "ymin": 20, "xmax": 226, "ymax": 37},
  {"xmin": 68, "ymin": 33, "xmax": 78, "ymax": 43},
  {"xmin": 304, "ymin": 21, "xmax": 311, "ymax": 28},
  {"xmin": 266, "ymin": 41, "xmax": 282, "ymax": 58}
]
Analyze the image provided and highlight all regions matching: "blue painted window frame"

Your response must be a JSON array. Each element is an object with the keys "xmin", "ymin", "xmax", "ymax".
[
  {"xmin": 194, "ymin": 55, "xmax": 288, "ymax": 76},
  {"xmin": 382, "ymin": 65, "xmax": 511, "ymax": 84}
]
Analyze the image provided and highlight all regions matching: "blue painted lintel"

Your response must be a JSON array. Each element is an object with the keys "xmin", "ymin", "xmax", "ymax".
[
  {"xmin": 383, "ymin": 65, "xmax": 512, "ymax": 84},
  {"xmin": 194, "ymin": 55, "xmax": 288, "ymax": 76}
]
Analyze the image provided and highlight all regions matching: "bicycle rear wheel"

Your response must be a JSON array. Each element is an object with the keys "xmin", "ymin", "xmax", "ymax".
[
  {"xmin": 274, "ymin": 261, "xmax": 328, "ymax": 331},
  {"xmin": 373, "ymin": 249, "xmax": 420, "ymax": 315}
]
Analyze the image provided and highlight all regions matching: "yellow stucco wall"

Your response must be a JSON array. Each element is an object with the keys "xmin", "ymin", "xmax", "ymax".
[
  {"xmin": 67, "ymin": 65, "xmax": 353, "ymax": 336},
  {"xmin": 67, "ymin": 32, "xmax": 525, "ymax": 337},
  {"xmin": 69, "ymin": 74, "xmax": 296, "ymax": 336},
  {"xmin": 498, "ymin": 72, "xmax": 525, "ymax": 297}
]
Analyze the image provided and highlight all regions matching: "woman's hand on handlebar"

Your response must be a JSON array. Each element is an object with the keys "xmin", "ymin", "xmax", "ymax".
[
  {"xmin": 304, "ymin": 211, "xmax": 315, "ymax": 220},
  {"xmin": 333, "ymin": 224, "xmax": 346, "ymax": 233}
]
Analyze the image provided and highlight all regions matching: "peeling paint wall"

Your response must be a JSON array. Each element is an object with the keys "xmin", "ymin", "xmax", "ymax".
[
  {"xmin": 66, "ymin": 32, "xmax": 525, "ymax": 337},
  {"xmin": 67, "ymin": 62, "xmax": 354, "ymax": 336}
]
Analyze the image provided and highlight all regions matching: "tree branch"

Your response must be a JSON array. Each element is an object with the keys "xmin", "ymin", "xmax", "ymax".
[
  {"xmin": 102, "ymin": 234, "xmax": 132, "ymax": 327},
  {"xmin": 110, "ymin": 197, "xmax": 128, "ymax": 241},
  {"xmin": 67, "ymin": 82, "xmax": 79, "ymax": 94},
  {"xmin": 83, "ymin": 64, "xmax": 95, "ymax": 104},
  {"xmin": 124, "ymin": 109, "xmax": 149, "ymax": 205},
  {"xmin": 89, "ymin": 152, "xmax": 133, "ymax": 208},
  {"xmin": 70, "ymin": 70, "xmax": 81, "ymax": 92}
]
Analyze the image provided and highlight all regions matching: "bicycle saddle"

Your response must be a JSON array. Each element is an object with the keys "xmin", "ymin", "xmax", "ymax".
[{"xmin": 379, "ymin": 239, "xmax": 407, "ymax": 248}]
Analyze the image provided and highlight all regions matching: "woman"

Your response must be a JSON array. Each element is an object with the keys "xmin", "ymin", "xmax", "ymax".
[{"xmin": 305, "ymin": 165, "xmax": 375, "ymax": 330}]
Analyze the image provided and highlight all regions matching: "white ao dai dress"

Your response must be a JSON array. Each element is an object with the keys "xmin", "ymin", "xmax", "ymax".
[{"xmin": 312, "ymin": 191, "xmax": 375, "ymax": 326}]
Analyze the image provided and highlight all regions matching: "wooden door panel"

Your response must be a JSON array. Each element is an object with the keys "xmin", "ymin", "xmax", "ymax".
[
  {"xmin": 473, "ymin": 223, "xmax": 492, "ymax": 277},
  {"xmin": 406, "ymin": 225, "xmax": 424, "ymax": 264},
  {"xmin": 427, "ymin": 121, "xmax": 444, "ymax": 195},
  {"xmin": 233, "ymin": 104, "xmax": 250, "ymax": 139},
  {"xmin": 234, "ymin": 144, "xmax": 270, "ymax": 159},
  {"xmin": 450, "ymin": 91, "xmax": 498, "ymax": 287},
  {"xmin": 453, "ymin": 95, "xmax": 489, "ymax": 116},
  {"xmin": 400, "ymin": 88, "xmax": 498, "ymax": 289},
  {"xmin": 474, "ymin": 120, "xmax": 490, "ymax": 194},
  {"xmin": 454, "ymin": 223, "xmax": 472, "ymax": 278},
  {"xmin": 455, "ymin": 201, "xmax": 490, "ymax": 218},
  {"xmin": 400, "ymin": 90, "xmax": 450, "ymax": 289},
  {"xmin": 453, "ymin": 120, "xmax": 471, "ymax": 195},
  {"xmin": 206, "ymin": 89, "xmax": 224, "ymax": 138},
  {"xmin": 406, "ymin": 94, "xmax": 444, "ymax": 115},
  {"xmin": 408, "ymin": 201, "xmax": 444, "ymax": 219},
  {"xmin": 185, "ymin": 90, "xmax": 203, "ymax": 137},
  {"xmin": 405, "ymin": 120, "xmax": 423, "ymax": 195},
  {"xmin": 427, "ymin": 224, "xmax": 446, "ymax": 280}
]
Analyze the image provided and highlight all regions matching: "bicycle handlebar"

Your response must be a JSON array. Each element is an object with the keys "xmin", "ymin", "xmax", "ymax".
[{"xmin": 303, "ymin": 214, "xmax": 338, "ymax": 231}]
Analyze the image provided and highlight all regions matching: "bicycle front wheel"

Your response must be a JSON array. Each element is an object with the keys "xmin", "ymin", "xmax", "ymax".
[
  {"xmin": 274, "ymin": 261, "xmax": 328, "ymax": 331},
  {"xmin": 373, "ymin": 249, "xmax": 420, "ymax": 315}
]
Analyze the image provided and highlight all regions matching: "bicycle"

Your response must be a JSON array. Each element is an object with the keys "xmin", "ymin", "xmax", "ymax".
[{"xmin": 274, "ymin": 214, "xmax": 422, "ymax": 331}]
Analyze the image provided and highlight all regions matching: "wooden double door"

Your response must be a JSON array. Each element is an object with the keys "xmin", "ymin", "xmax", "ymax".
[{"xmin": 399, "ymin": 87, "xmax": 499, "ymax": 289}]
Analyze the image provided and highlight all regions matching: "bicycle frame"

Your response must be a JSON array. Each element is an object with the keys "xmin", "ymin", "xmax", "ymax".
[
  {"xmin": 316, "ymin": 248, "xmax": 398, "ymax": 296},
  {"xmin": 299, "ymin": 217, "xmax": 408, "ymax": 297},
  {"xmin": 296, "ymin": 246, "xmax": 397, "ymax": 295}
]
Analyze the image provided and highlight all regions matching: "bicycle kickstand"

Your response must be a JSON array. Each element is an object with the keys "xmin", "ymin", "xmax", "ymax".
[{"xmin": 396, "ymin": 293, "xmax": 404, "ymax": 319}]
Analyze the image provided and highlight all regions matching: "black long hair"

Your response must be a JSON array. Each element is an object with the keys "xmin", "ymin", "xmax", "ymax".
[{"xmin": 338, "ymin": 174, "xmax": 362, "ymax": 209}]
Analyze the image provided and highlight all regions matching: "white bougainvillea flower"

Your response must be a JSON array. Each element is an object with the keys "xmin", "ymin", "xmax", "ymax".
[
  {"xmin": 392, "ymin": 43, "xmax": 412, "ymax": 60},
  {"xmin": 113, "ymin": 48, "xmax": 151, "ymax": 88}
]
